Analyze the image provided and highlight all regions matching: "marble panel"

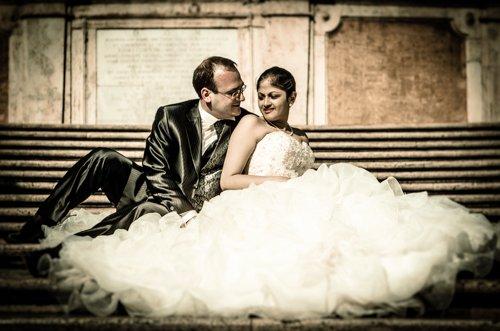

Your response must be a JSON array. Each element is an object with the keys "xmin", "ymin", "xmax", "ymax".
[
  {"xmin": 0, "ymin": 30, "xmax": 8, "ymax": 123},
  {"xmin": 96, "ymin": 28, "xmax": 239, "ymax": 125},
  {"xmin": 8, "ymin": 18, "xmax": 65, "ymax": 123},
  {"xmin": 326, "ymin": 18, "xmax": 467, "ymax": 125},
  {"xmin": 482, "ymin": 23, "xmax": 500, "ymax": 121},
  {"xmin": 260, "ymin": 17, "xmax": 310, "ymax": 125}
]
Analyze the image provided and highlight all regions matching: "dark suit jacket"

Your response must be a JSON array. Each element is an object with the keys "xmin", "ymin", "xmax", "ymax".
[{"xmin": 142, "ymin": 99, "xmax": 250, "ymax": 214}]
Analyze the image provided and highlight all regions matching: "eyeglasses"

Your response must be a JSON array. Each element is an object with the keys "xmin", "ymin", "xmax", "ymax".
[{"xmin": 215, "ymin": 85, "xmax": 246, "ymax": 101}]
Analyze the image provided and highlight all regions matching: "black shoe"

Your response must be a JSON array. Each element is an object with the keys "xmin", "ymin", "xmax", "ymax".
[
  {"xmin": 24, "ymin": 244, "xmax": 62, "ymax": 277},
  {"xmin": 6, "ymin": 215, "xmax": 46, "ymax": 244}
]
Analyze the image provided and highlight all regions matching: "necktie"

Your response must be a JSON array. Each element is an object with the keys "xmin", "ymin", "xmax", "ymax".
[
  {"xmin": 203, "ymin": 121, "xmax": 225, "ymax": 158},
  {"xmin": 214, "ymin": 120, "xmax": 226, "ymax": 136}
]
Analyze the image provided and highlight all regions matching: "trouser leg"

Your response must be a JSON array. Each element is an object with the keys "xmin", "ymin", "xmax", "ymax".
[
  {"xmin": 37, "ymin": 147, "xmax": 135, "ymax": 225},
  {"xmin": 75, "ymin": 201, "xmax": 169, "ymax": 238}
]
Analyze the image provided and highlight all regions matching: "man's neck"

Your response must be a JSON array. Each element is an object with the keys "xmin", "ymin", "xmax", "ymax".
[{"xmin": 199, "ymin": 100, "xmax": 231, "ymax": 120}]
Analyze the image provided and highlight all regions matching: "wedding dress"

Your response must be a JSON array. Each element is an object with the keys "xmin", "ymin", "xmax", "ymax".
[{"xmin": 42, "ymin": 131, "xmax": 498, "ymax": 318}]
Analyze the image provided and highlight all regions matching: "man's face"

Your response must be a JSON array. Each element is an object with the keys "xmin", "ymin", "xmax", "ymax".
[{"xmin": 209, "ymin": 68, "xmax": 245, "ymax": 119}]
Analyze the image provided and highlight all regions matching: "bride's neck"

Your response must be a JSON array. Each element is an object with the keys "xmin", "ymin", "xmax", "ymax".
[{"xmin": 267, "ymin": 119, "xmax": 290, "ymax": 130}]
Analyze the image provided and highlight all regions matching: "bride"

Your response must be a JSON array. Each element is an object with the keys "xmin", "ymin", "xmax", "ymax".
[{"xmin": 42, "ymin": 67, "xmax": 497, "ymax": 319}]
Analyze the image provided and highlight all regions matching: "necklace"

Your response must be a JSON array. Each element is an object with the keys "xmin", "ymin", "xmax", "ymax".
[{"xmin": 265, "ymin": 119, "xmax": 293, "ymax": 136}]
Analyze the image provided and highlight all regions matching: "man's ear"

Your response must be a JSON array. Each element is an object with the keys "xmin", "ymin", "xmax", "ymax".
[
  {"xmin": 288, "ymin": 91, "xmax": 297, "ymax": 106},
  {"xmin": 200, "ymin": 88, "xmax": 212, "ymax": 103}
]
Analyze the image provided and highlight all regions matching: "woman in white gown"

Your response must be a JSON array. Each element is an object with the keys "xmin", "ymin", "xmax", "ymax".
[{"xmin": 42, "ymin": 67, "xmax": 498, "ymax": 319}]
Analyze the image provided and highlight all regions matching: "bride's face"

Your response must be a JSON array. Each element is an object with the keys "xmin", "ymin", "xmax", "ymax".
[{"xmin": 257, "ymin": 78, "xmax": 289, "ymax": 122}]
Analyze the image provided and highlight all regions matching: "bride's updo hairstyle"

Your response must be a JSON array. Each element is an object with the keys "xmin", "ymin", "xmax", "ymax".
[{"xmin": 257, "ymin": 67, "xmax": 296, "ymax": 98}]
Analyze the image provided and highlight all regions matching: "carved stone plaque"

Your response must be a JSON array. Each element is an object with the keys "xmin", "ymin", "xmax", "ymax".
[{"xmin": 96, "ymin": 29, "xmax": 239, "ymax": 124}]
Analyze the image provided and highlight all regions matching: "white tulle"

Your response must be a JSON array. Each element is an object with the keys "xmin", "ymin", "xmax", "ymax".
[{"xmin": 43, "ymin": 132, "xmax": 498, "ymax": 318}]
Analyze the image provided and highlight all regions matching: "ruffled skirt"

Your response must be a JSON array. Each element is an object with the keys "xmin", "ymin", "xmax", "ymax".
[{"xmin": 42, "ymin": 163, "xmax": 498, "ymax": 318}]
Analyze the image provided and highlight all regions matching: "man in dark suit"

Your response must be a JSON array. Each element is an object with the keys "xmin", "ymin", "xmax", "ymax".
[{"xmin": 9, "ymin": 56, "xmax": 250, "ymax": 243}]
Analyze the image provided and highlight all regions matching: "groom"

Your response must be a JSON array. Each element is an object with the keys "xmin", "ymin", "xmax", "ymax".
[{"xmin": 9, "ymin": 56, "xmax": 250, "ymax": 243}]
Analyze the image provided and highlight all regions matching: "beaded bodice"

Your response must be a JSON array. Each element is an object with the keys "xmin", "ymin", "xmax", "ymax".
[{"xmin": 247, "ymin": 131, "xmax": 315, "ymax": 178}]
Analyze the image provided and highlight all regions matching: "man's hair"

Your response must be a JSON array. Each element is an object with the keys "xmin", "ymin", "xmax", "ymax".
[{"xmin": 192, "ymin": 56, "xmax": 238, "ymax": 98}]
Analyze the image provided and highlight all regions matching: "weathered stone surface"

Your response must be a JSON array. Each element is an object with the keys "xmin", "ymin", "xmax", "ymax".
[
  {"xmin": 482, "ymin": 23, "xmax": 500, "ymax": 122},
  {"xmin": 96, "ymin": 28, "xmax": 239, "ymax": 125},
  {"xmin": 0, "ymin": 30, "xmax": 9, "ymax": 123},
  {"xmin": 8, "ymin": 18, "xmax": 65, "ymax": 124},
  {"xmin": 327, "ymin": 18, "xmax": 467, "ymax": 125}
]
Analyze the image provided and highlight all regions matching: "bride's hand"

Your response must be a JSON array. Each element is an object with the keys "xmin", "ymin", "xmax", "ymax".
[{"xmin": 272, "ymin": 176, "xmax": 289, "ymax": 182}]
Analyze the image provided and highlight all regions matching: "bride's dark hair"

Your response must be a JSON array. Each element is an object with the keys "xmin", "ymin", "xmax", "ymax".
[{"xmin": 257, "ymin": 67, "xmax": 296, "ymax": 97}]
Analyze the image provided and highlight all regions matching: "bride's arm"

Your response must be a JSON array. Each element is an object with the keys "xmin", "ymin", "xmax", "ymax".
[{"xmin": 220, "ymin": 115, "xmax": 288, "ymax": 191}]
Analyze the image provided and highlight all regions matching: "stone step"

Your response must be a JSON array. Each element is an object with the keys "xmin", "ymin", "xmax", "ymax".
[
  {"xmin": 0, "ymin": 160, "xmax": 79, "ymax": 169},
  {"xmin": 314, "ymin": 150, "xmax": 500, "ymax": 160},
  {"xmin": 3, "ymin": 139, "xmax": 500, "ymax": 150},
  {"xmin": 0, "ymin": 192, "xmax": 499, "ymax": 206},
  {"xmin": 0, "ymin": 206, "xmax": 498, "ymax": 223},
  {"xmin": 349, "ymin": 160, "xmax": 500, "ymax": 170},
  {"xmin": 0, "ymin": 194, "xmax": 109, "ymax": 204},
  {"xmin": 0, "ymin": 207, "xmax": 114, "ymax": 218},
  {"xmin": 0, "ymin": 316, "xmax": 498, "ymax": 331},
  {"xmin": 2, "ymin": 305, "xmax": 498, "ymax": 319},
  {"xmin": 2, "ymin": 149, "xmax": 499, "ymax": 160},
  {"xmin": 1, "ymin": 122, "xmax": 498, "ymax": 129},
  {"xmin": 0, "ymin": 149, "xmax": 143, "ymax": 159},
  {"xmin": 0, "ymin": 131, "xmax": 148, "ymax": 140},
  {"xmin": 0, "ymin": 270, "xmax": 496, "ymax": 293},
  {"xmin": 2, "ymin": 169, "xmax": 500, "ymax": 181},
  {"xmin": 309, "ymin": 140, "xmax": 500, "ymax": 149},
  {"xmin": 0, "ymin": 140, "xmax": 146, "ymax": 149},
  {"xmin": 0, "ymin": 124, "xmax": 150, "ymax": 131},
  {"xmin": 0, "ymin": 305, "xmax": 67, "ymax": 316},
  {"xmin": 3, "ymin": 306, "xmax": 500, "ymax": 319},
  {"xmin": 307, "ymin": 131, "xmax": 500, "ymax": 140},
  {"xmin": 2, "ymin": 159, "xmax": 500, "ymax": 171},
  {"xmin": 306, "ymin": 128, "xmax": 500, "ymax": 141},
  {"xmin": 0, "ymin": 123, "xmax": 500, "ymax": 139},
  {"xmin": 3, "ymin": 180, "xmax": 500, "ymax": 194},
  {"xmin": 0, "ymin": 223, "xmax": 21, "ymax": 233}
]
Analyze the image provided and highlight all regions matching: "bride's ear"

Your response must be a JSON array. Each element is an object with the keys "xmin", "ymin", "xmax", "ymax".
[
  {"xmin": 201, "ymin": 88, "xmax": 212, "ymax": 103},
  {"xmin": 288, "ymin": 92, "xmax": 297, "ymax": 107}
]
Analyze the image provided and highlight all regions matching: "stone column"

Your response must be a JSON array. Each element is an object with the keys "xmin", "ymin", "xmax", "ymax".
[
  {"xmin": 0, "ymin": 5, "xmax": 15, "ymax": 123},
  {"xmin": 8, "ymin": 3, "xmax": 66, "ymax": 123}
]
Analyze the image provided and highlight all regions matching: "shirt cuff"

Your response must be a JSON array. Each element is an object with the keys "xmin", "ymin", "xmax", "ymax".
[{"xmin": 180, "ymin": 210, "xmax": 198, "ymax": 225}]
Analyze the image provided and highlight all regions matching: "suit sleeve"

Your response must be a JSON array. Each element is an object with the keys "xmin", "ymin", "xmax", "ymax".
[{"xmin": 142, "ymin": 107, "xmax": 195, "ymax": 213}]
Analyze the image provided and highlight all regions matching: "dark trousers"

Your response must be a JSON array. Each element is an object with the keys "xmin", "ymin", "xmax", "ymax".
[{"xmin": 36, "ymin": 148, "xmax": 168, "ymax": 237}]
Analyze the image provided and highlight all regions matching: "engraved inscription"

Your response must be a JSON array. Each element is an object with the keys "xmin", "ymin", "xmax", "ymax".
[{"xmin": 97, "ymin": 29, "xmax": 239, "ymax": 124}]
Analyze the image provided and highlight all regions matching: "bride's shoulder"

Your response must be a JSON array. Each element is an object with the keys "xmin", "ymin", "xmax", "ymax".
[{"xmin": 235, "ymin": 114, "xmax": 271, "ymax": 137}]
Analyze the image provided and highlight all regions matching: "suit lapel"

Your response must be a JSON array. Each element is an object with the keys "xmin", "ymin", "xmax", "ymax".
[{"xmin": 185, "ymin": 103, "xmax": 202, "ymax": 177}]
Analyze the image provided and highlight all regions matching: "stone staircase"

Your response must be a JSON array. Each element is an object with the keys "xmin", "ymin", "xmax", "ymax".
[{"xmin": 0, "ymin": 123, "xmax": 499, "ymax": 330}]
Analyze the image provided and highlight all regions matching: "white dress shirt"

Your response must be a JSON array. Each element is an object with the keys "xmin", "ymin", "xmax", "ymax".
[
  {"xmin": 198, "ymin": 102, "xmax": 235, "ymax": 155},
  {"xmin": 199, "ymin": 103, "xmax": 219, "ymax": 155}
]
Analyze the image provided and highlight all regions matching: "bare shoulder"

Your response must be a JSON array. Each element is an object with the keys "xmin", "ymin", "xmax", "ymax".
[
  {"xmin": 291, "ymin": 127, "xmax": 309, "ymax": 144},
  {"xmin": 234, "ymin": 114, "xmax": 269, "ymax": 141}
]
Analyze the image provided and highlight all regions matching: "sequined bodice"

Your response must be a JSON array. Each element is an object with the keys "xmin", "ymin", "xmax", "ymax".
[{"xmin": 247, "ymin": 131, "xmax": 315, "ymax": 178}]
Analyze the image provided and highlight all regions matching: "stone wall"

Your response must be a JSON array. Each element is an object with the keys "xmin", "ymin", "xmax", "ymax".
[
  {"xmin": 1, "ymin": 1, "xmax": 499, "ymax": 126},
  {"xmin": 482, "ymin": 22, "xmax": 500, "ymax": 121},
  {"xmin": 8, "ymin": 16, "xmax": 65, "ymax": 123},
  {"xmin": 0, "ymin": 30, "xmax": 8, "ymax": 123},
  {"xmin": 326, "ymin": 18, "xmax": 466, "ymax": 125}
]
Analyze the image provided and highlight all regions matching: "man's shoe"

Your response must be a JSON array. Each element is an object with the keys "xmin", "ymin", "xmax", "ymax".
[
  {"xmin": 24, "ymin": 244, "xmax": 62, "ymax": 277},
  {"xmin": 5, "ymin": 215, "xmax": 46, "ymax": 244}
]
